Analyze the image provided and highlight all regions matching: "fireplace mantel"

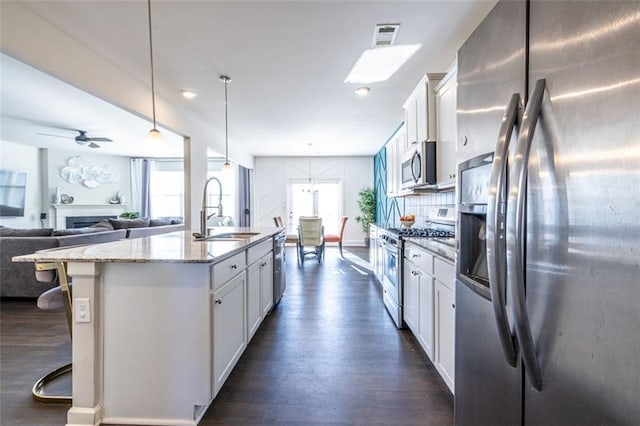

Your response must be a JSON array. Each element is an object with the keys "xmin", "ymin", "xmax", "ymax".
[{"xmin": 53, "ymin": 204, "xmax": 127, "ymax": 229}]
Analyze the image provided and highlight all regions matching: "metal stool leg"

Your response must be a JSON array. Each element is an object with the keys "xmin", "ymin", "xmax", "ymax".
[{"xmin": 32, "ymin": 262, "xmax": 73, "ymax": 403}]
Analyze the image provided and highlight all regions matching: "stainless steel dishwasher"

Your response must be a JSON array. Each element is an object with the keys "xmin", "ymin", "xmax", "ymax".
[{"xmin": 272, "ymin": 230, "xmax": 286, "ymax": 305}]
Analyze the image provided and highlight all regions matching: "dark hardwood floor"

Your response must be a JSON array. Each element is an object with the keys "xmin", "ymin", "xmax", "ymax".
[{"xmin": 1, "ymin": 246, "xmax": 453, "ymax": 425}]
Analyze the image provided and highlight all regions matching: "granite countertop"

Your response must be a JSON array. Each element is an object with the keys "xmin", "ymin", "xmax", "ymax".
[{"xmin": 12, "ymin": 227, "xmax": 283, "ymax": 264}]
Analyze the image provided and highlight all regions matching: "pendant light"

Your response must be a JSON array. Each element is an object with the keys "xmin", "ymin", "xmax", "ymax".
[
  {"xmin": 146, "ymin": 0, "xmax": 162, "ymax": 141},
  {"xmin": 220, "ymin": 75, "xmax": 232, "ymax": 170}
]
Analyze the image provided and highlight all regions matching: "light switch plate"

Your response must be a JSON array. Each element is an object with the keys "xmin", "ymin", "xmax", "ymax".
[{"xmin": 75, "ymin": 298, "xmax": 91, "ymax": 323}]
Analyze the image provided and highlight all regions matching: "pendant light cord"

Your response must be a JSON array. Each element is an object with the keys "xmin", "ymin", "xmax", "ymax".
[
  {"xmin": 220, "ymin": 76, "xmax": 230, "ymax": 164},
  {"xmin": 148, "ymin": 0, "xmax": 157, "ymax": 129}
]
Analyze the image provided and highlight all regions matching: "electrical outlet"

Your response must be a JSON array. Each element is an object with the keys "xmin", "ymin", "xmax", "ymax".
[
  {"xmin": 74, "ymin": 298, "xmax": 91, "ymax": 323},
  {"xmin": 40, "ymin": 213, "xmax": 47, "ymax": 220}
]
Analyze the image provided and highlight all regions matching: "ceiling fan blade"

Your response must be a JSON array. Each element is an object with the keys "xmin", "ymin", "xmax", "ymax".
[
  {"xmin": 88, "ymin": 142, "xmax": 101, "ymax": 148},
  {"xmin": 37, "ymin": 132, "xmax": 73, "ymax": 139},
  {"xmin": 88, "ymin": 137, "xmax": 113, "ymax": 142}
]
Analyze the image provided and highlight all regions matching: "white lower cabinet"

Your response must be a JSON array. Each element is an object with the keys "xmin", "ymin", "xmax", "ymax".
[
  {"xmin": 212, "ymin": 271, "xmax": 246, "ymax": 396},
  {"xmin": 247, "ymin": 248, "xmax": 274, "ymax": 342},
  {"xmin": 404, "ymin": 245, "xmax": 434, "ymax": 360},
  {"xmin": 417, "ymin": 273, "xmax": 435, "ymax": 360},
  {"xmin": 260, "ymin": 254, "xmax": 274, "ymax": 316},
  {"xmin": 435, "ymin": 279, "xmax": 455, "ymax": 393},
  {"xmin": 404, "ymin": 242, "xmax": 455, "ymax": 393},
  {"xmin": 434, "ymin": 257, "xmax": 455, "ymax": 393},
  {"xmin": 247, "ymin": 262, "xmax": 262, "ymax": 341},
  {"xmin": 403, "ymin": 261, "xmax": 419, "ymax": 333}
]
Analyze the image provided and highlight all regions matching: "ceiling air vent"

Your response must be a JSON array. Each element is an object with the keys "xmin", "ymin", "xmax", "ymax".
[{"xmin": 372, "ymin": 24, "xmax": 400, "ymax": 48}]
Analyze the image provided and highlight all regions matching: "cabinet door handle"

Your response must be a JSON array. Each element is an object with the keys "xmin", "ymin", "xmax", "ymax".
[
  {"xmin": 452, "ymin": 303, "xmax": 455, "ymax": 309},
  {"xmin": 412, "ymin": 254, "xmax": 420, "ymax": 258},
  {"xmin": 231, "ymin": 264, "xmax": 237, "ymax": 270},
  {"xmin": 215, "ymin": 298, "xmax": 222, "ymax": 304}
]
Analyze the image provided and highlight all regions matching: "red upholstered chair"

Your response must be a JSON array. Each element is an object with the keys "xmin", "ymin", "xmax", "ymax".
[{"xmin": 324, "ymin": 216, "xmax": 348, "ymax": 258}]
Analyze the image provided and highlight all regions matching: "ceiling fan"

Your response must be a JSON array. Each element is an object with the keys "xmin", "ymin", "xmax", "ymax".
[{"xmin": 38, "ymin": 129, "xmax": 114, "ymax": 148}]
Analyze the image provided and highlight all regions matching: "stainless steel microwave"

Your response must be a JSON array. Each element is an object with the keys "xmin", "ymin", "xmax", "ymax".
[{"xmin": 401, "ymin": 140, "xmax": 436, "ymax": 189}]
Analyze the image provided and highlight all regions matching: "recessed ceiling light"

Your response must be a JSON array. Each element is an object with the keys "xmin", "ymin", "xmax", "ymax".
[
  {"xmin": 180, "ymin": 89, "xmax": 197, "ymax": 99},
  {"xmin": 344, "ymin": 44, "xmax": 421, "ymax": 84},
  {"xmin": 355, "ymin": 87, "xmax": 370, "ymax": 96}
]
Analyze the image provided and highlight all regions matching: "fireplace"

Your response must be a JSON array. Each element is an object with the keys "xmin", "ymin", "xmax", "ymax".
[
  {"xmin": 66, "ymin": 215, "xmax": 116, "ymax": 229},
  {"xmin": 53, "ymin": 204, "xmax": 126, "ymax": 229}
]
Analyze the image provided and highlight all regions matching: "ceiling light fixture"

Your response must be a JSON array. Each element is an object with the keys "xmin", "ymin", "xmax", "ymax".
[
  {"xmin": 344, "ymin": 44, "xmax": 421, "ymax": 84},
  {"xmin": 355, "ymin": 87, "xmax": 370, "ymax": 96},
  {"xmin": 220, "ymin": 75, "xmax": 232, "ymax": 170},
  {"xmin": 146, "ymin": 0, "xmax": 162, "ymax": 141},
  {"xmin": 180, "ymin": 89, "xmax": 197, "ymax": 99}
]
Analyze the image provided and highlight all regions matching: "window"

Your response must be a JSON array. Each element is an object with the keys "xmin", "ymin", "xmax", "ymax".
[
  {"xmin": 287, "ymin": 180, "xmax": 341, "ymax": 235},
  {"xmin": 149, "ymin": 159, "xmax": 184, "ymax": 217}
]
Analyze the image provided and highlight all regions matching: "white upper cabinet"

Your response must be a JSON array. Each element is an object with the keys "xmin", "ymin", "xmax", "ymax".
[
  {"xmin": 402, "ymin": 73, "xmax": 445, "ymax": 156},
  {"xmin": 385, "ymin": 124, "xmax": 404, "ymax": 197},
  {"xmin": 434, "ymin": 62, "xmax": 458, "ymax": 189}
]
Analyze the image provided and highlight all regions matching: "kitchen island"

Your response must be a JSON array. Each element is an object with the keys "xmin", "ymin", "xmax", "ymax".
[{"xmin": 13, "ymin": 227, "xmax": 283, "ymax": 426}]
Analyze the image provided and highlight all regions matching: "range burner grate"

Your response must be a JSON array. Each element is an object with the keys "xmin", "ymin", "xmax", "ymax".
[{"xmin": 397, "ymin": 228, "xmax": 455, "ymax": 238}]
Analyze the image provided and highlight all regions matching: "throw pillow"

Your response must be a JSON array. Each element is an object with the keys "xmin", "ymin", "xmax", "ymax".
[
  {"xmin": 0, "ymin": 227, "xmax": 54, "ymax": 237},
  {"xmin": 90, "ymin": 220, "xmax": 115, "ymax": 230},
  {"xmin": 109, "ymin": 217, "xmax": 150, "ymax": 230},
  {"xmin": 149, "ymin": 217, "xmax": 172, "ymax": 227},
  {"xmin": 53, "ymin": 227, "xmax": 105, "ymax": 236},
  {"xmin": 170, "ymin": 217, "xmax": 184, "ymax": 224}
]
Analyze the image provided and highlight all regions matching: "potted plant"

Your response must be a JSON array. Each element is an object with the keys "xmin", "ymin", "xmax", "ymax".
[{"xmin": 355, "ymin": 186, "xmax": 376, "ymax": 247}]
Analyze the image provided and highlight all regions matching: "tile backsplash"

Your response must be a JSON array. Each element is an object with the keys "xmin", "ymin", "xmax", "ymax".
[{"xmin": 401, "ymin": 191, "xmax": 456, "ymax": 227}]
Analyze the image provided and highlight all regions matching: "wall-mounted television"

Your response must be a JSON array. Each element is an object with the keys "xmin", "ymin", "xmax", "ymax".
[{"xmin": 0, "ymin": 170, "xmax": 27, "ymax": 217}]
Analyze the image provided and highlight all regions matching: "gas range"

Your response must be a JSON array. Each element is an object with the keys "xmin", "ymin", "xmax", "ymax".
[
  {"xmin": 387, "ymin": 218, "xmax": 457, "ymax": 262},
  {"xmin": 389, "ymin": 227, "xmax": 455, "ymax": 239}
]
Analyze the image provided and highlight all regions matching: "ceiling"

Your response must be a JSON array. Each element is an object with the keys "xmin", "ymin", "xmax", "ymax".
[{"xmin": 0, "ymin": 1, "xmax": 496, "ymax": 162}]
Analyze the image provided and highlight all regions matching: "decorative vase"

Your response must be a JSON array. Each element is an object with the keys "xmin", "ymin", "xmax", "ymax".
[{"xmin": 52, "ymin": 187, "xmax": 62, "ymax": 204}]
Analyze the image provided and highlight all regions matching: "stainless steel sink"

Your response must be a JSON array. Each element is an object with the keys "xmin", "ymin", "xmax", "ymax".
[
  {"xmin": 193, "ymin": 232, "xmax": 259, "ymax": 241},
  {"xmin": 210, "ymin": 232, "xmax": 260, "ymax": 239}
]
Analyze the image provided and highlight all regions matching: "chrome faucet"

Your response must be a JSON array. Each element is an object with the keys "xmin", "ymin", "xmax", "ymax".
[{"xmin": 196, "ymin": 177, "xmax": 223, "ymax": 239}]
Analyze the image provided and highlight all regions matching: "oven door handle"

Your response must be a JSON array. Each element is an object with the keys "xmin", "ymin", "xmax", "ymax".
[
  {"xmin": 487, "ymin": 93, "xmax": 521, "ymax": 368},
  {"xmin": 507, "ymin": 79, "xmax": 546, "ymax": 391}
]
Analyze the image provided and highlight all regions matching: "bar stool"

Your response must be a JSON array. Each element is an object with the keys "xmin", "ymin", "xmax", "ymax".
[{"xmin": 32, "ymin": 262, "xmax": 72, "ymax": 403}]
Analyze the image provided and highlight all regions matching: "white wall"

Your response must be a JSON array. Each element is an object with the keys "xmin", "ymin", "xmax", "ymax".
[
  {"xmin": 0, "ymin": 141, "xmax": 42, "ymax": 228},
  {"xmin": 46, "ymin": 150, "xmax": 131, "ymax": 206},
  {"xmin": 254, "ymin": 156, "xmax": 373, "ymax": 246},
  {"xmin": 0, "ymin": 141, "xmax": 134, "ymax": 229}
]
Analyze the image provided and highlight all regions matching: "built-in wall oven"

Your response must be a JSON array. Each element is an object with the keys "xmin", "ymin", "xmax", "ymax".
[{"xmin": 380, "ymin": 230, "xmax": 403, "ymax": 328}]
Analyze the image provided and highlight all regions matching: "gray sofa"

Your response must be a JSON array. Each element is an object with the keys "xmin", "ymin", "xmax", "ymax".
[{"xmin": 0, "ymin": 218, "xmax": 184, "ymax": 298}]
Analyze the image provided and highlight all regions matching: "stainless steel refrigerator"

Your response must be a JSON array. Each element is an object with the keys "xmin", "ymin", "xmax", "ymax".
[{"xmin": 455, "ymin": 1, "xmax": 640, "ymax": 424}]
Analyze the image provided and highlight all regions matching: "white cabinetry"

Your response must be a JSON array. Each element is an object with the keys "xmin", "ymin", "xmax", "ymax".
[
  {"xmin": 403, "ymin": 243, "xmax": 435, "ymax": 359},
  {"xmin": 247, "ymin": 262, "xmax": 263, "ymax": 340},
  {"xmin": 434, "ymin": 62, "xmax": 458, "ymax": 188},
  {"xmin": 246, "ymin": 240, "xmax": 273, "ymax": 341},
  {"xmin": 403, "ymin": 73, "xmax": 445, "ymax": 155},
  {"xmin": 434, "ymin": 257, "xmax": 455, "ymax": 393},
  {"xmin": 260, "ymin": 255, "xmax": 274, "ymax": 316},
  {"xmin": 403, "ymin": 242, "xmax": 455, "ymax": 393},
  {"xmin": 369, "ymin": 226, "xmax": 377, "ymax": 273},
  {"xmin": 385, "ymin": 125, "xmax": 404, "ymax": 197},
  {"xmin": 212, "ymin": 271, "xmax": 246, "ymax": 395}
]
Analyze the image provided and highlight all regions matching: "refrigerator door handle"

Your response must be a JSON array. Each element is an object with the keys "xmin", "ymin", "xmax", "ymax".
[
  {"xmin": 507, "ymin": 78, "xmax": 546, "ymax": 391},
  {"xmin": 487, "ymin": 93, "xmax": 521, "ymax": 368}
]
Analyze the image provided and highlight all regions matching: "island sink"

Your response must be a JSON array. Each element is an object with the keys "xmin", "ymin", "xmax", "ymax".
[{"xmin": 193, "ymin": 231, "xmax": 260, "ymax": 241}]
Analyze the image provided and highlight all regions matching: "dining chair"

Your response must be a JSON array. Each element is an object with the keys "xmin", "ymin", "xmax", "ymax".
[
  {"xmin": 273, "ymin": 216, "xmax": 284, "ymax": 227},
  {"xmin": 324, "ymin": 216, "xmax": 348, "ymax": 258},
  {"xmin": 297, "ymin": 217, "xmax": 324, "ymax": 265}
]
